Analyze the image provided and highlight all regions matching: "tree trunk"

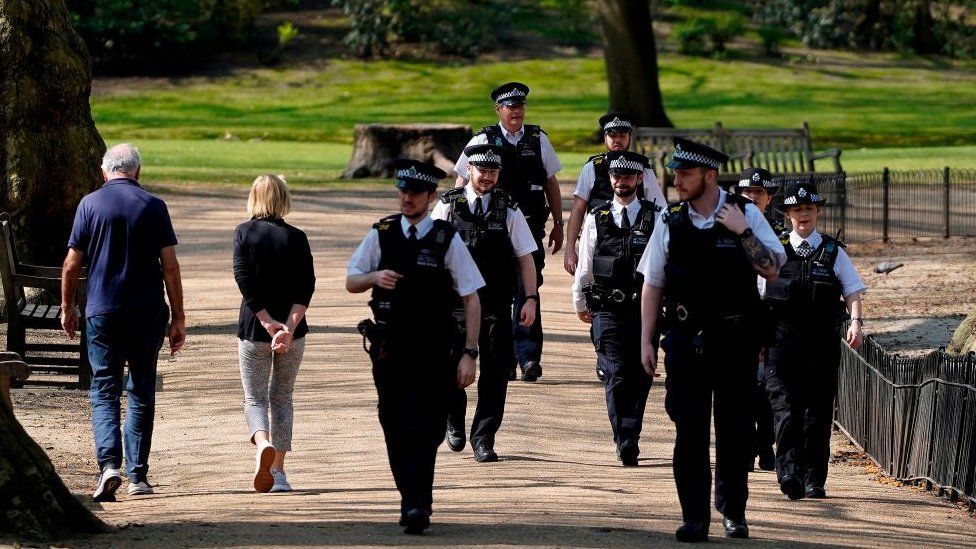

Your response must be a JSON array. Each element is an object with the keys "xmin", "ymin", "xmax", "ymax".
[
  {"xmin": 0, "ymin": 0, "xmax": 105, "ymax": 265},
  {"xmin": 0, "ymin": 1, "xmax": 109, "ymax": 540},
  {"xmin": 342, "ymin": 123, "xmax": 472, "ymax": 179},
  {"xmin": 853, "ymin": 0, "xmax": 882, "ymax": 49},
  {"xmin": 911, "ymin": 0, "xmax": 940, "ymax": 55},
  {"xmin": 594, "ymin": 0, "xmax": 672, "ymax": 128},
  {"xmin": 948, "ymin": 310, "xmax": 976, "ymax": 354}
]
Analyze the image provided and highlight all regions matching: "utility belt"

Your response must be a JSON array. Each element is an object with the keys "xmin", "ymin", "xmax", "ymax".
[
  {"xmin": 663, "ymin": 298, "xmax": 754, "ymax": 333},
  {"xmin": 583, "ymin": 283, "xmax": 639, "ymax": 313},
  {"xmin": 357, "ymin": 318, "xmax": 390, "ymax": 364}
]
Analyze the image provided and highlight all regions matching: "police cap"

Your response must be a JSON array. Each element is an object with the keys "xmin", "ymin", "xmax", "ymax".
[
  {"xmin": 778, "ymin": 182, "xmax": 827, "ymax": 211},
  {"xmin": 491, "ymin": 82, "xmax": 530, "ymax": 106},
  {"xmin": 734, "ymin": 167, "xmax": 778, "ymax": 194},
  {"xmin": 392, "ymin": 158, "xmax": 446, "ymax": 192},
  {"xmin": 606, "ymin": 150, "xmax": 648, "ymax": 175},
  {"xmin": 464, "ymin": 144, "xmax": 503, "ymax": 169},
  {"xmin": 599, "ymin": 112, "xmax": 635, "ymax": 134},
  {"xmin": 666, "ymin": 137, "xmax": 729, "ymax": 171}
]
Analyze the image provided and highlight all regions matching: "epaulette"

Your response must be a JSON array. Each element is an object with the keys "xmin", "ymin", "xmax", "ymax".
[
  {"xmin": 589, "ymin": 153, "xmax": 605, "ymax": 164},
  {"xmin": 590, "ymin": 199, "xmax": 613, "ymax": 216},
  {"xmin": 440, "ymin": 187, "xmax": 465, "ymax": 203},
  {"xmin": 664, "ymin": 202, "xmax": 683, "ymax": 225},
  {"xmin": 373, "ymin": 214, "xmax": 399, "ymax": 231},
  {"xmin": 595, "ymin": 206, "xmax": 614, "ymax": 225}
]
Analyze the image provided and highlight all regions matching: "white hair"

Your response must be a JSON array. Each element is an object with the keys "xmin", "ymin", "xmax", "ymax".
[{"xmin": 101, "ymin": 143, "xmax": 142, "ymax": 177}]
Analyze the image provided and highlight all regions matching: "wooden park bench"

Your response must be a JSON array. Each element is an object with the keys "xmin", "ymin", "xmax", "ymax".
[
  {"xmin": 633, "ymin": 121, "xmax": 843, "ymax": 186},
  {"xmin": 0, "ymin": 216, "xmax": 89, "ymax": 388},
  {"xmin": 0, "ymin": 352, "xmax": 31, "ymax": 414}
]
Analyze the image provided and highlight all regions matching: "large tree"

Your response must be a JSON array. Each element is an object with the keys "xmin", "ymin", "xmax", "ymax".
[
  {"xmin": 0, "ymin": 0, "xmax": 105, "ymax": 265},
  {"xmin": 594, "ymin": 0, "xmax": 672, "ymax": 127},
  {"xmin": 0, "ymin": 0, "xmax": 108, "ymax": 541}
]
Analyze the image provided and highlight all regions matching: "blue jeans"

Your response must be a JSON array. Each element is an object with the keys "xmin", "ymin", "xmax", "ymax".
[{"xmin": 87, "ymin": 307, "xmax": 168, "ymax": 481}]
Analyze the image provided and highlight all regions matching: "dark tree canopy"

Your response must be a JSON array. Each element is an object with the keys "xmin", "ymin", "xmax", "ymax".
[
  {"xmin": 594, "ymin": 0, "xmax": 672, "ymax": 128},
  {"xmin": 0, "ymin": 0, "xmax": 105, "ymax": 265}
]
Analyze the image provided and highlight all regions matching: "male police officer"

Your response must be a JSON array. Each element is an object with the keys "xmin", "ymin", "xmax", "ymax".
[
  {"xmin": 455, "ymin": 82, "xmax": 563, "ymax": 382},
  {"xmin": 638, "ymin": 138, "xmax": 786, "ymax": 542},
  {"xmin": 346, "ymin": 159, "xmax": 484, "ymax": 535},
  {"xmin": 573, "ymin": 150, "xmax": 659, "ymax": 466},
  {"xmin": 432, "ymin": 144, "xmax": 538, "ymax": 463},
  {"xmin": 565, "ymin": 112, "xmax": 666, "ymax": 275},
  {"xmin": 765, "ymin": 182, "xmax": 865, "ymax": 500},
  {"xmin": 731, "ymin": 167, "xmax": 783, "ymax": 471}
]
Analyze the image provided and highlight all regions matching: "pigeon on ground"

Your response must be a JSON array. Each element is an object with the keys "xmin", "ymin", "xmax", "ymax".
[{"xmin": 874, "ymin": 261, "xmax": 904, "ymax": 275}]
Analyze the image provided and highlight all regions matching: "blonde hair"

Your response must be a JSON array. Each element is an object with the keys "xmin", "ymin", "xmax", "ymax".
[{"xmin": 247, "ymin": 174, "xmax": 291, "ymax": 219}]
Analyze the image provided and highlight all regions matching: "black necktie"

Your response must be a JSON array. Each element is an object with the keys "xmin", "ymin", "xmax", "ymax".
[
  {"xmin": 408, "ymin": 224, "xmax": 418, "ymax": 242},
  {"xmin": 620, "ymin": 206, "xmax": 631, "ymax": 229},
  {"xmin": 474, "ymin": 196, "xmax": 484, "ymax": 216},
  {"xmin": 796, "ymin": 240, "xmax": 814, "ymax": 258}
]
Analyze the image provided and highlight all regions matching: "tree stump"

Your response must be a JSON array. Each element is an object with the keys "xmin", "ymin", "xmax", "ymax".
[
  {"xmin": 948, "ymin": 311, "xmax": 976, "ymax": 354},
  {"xmin": 342, "ymin": 124, "xmax": 472, "ymax": 179}
]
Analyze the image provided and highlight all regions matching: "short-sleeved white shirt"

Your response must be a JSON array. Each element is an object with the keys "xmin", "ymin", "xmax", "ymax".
[
  {"xmin": 455, "ymin": 123, "xmax": 562, "ymax": 180},
  {"xmin": 573, "ymin": 160, "xmax": 666, "ymax": 208},
  {"xmin": 429, "ymin": 186, "xmax": 538, "ymax": 258},
  {"xmin": 347, "ymin": 214, "xmax": 486, "ymax": 297},
  {"xmin": 788, "ymin": 231, "xmax": 867, "ymax": 298},
  {"xmin": 637, "ymin": 189, "xmax": 787, "ymax": 288}
]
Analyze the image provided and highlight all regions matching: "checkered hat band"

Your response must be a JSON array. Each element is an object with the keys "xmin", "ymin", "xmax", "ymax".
[
  {"xmin": 396, "ymin": 168, "xmax": 438, "ymax": 184},
  {"xmin": 610, "ymin": 158, "xmax": 643, "ymax": 172},
  {"xmin": 603, "ymin": 118, "xmax": 633, "ymax": 131},
  {"xmin": 673, "ymin": 149, "xmax": 722, "ymax": 169},
  {"xmin": 783, "ymin": 194, "xmax": 822, "ymax": 205},
  {"xmin": 495, "ymin": 89, "xmax": 526, "ymax": 102},
  {"xmin": 469, "ymin": 151, "xmax": 501, "ymax": 165},
  {"xmin": 737, "ymin": 178, "xmax": 776, "ymax": 188}
]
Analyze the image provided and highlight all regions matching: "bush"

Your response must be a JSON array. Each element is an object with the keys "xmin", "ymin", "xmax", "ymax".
[
  {"xmin": 673, "ymin": 18, "xmax": 710, "ymax": 56},
  {"xmin": 707, "ymin": 12, "xmax": 744, "ymax": 53},
  {"xmin": 758, "ymin": 24, "xmax": 786, "ymax": 56}
]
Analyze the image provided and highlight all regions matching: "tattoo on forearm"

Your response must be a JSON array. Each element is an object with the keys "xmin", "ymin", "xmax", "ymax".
[{"xmin": 742, "ymin": 233, "xmax": 775, "ymax": 270}]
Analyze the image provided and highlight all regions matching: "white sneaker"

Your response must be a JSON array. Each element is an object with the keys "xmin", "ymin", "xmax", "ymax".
[
  {"xmin": 127, "ymin": 480, "xmax": 154, "ymax": 496},
  {"xmin": 93, "ymin": 467, "xmax": 122, "ymax": 502},
  {"xmin": 253, "ymin": 441, "xmax": 275, "ymax": 493},
  {"xmin": 269, "ymin": 469, "xmax": 292, "ymax": 493}
]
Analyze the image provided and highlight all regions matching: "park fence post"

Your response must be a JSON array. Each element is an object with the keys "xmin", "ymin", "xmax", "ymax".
[
  {"xmin": 882, "ymin": 168, "xmax": 890, "ymax": 242},
  {"xmin": 943, "ymin": 166, "xmax": 951, "ymax": 239}
]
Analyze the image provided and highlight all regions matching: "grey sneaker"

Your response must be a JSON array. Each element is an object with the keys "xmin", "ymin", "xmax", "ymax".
[
  {"xmin": 127, "ymin": 480, "xmax": 154, "ymax": 496},
  {"xmin": 269, "ymin": 470, "xmax": 292, "ymax": 493},
  {"xmin": 93, "ymin": 466, "xmax": 122, "ymax": 502}
]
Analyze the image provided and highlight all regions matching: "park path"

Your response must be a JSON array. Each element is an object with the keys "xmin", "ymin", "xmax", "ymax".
[{"xmin": 16, "ymin": 184, "xmax": 976, "ymax": 547}]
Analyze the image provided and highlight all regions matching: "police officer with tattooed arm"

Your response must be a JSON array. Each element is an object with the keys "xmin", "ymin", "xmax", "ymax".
[
  {"xmin": 573, "ymin": 150, "xmax": 660, "ymax": 466},
  {"xmin": 346, "ymin": 159, "xmax": 484, "ymax": 536},
  {"xmin": 432, "ymin": 144, "xmax": 538, "ymax": 463},
  {"xmin": 455, "ymin": 81, "xmax": 563, "ymax": 382},
  {"xmin": 637, "ymin": 138, "xmax": 786, "ymax": 543}
]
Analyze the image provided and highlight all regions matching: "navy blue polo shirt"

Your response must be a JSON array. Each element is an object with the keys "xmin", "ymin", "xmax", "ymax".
[{"xmin": 68, "ymin": 178, "xmax": 178, "ymax": 317}]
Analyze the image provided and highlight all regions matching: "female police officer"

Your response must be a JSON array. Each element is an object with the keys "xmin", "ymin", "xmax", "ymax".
[
  {"xmin": 764, "ymin": 182, "xmax": 865, "ymax": 501},
  {"xmin": 346, "ymin": 159, "xmax": 484, "ymax": 535}
]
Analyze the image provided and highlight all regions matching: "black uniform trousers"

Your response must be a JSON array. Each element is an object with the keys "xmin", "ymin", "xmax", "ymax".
[
  {"xmin": 765, "ymin": 322, "xmax": 840, "ymax": 489},
  {"xmin": 371, "ymin": 337, "xmax": 455, "ymax": 516},
  {"xmin": 754, "ymin": 359, "xmax": 776, "ymax": 458},
  {"xmin": 513, "ymin": 231, "xmax": 545, "ymax": 367},
  {"xmin": 591, "ymin": 307, "xmax": 653, "ymax": 445},
  {"xmin": 450, "ymin": 307, "xmax": 513, "ymax": 446},
  {"xmin": 662, "ymin": 325, "xmax": 758, "ymax": 523}
]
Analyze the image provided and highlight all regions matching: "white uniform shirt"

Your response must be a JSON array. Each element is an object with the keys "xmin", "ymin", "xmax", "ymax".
[
  {"xmin": 573, "ymin": 198, "xmax": 659, "ymax": 312},
  {"xmin": 637, "ymin": 189, "xmax": 787, "ymax": 288},
  {"xmin": 454, "ymin": 123, "xmax": 562, "ymax": 180},
  {"xmin": 347, "ymin": 214, "xmax": 485, "ymax": 297},
  {"xmin": 573, "ymin": 160, "xmax": 667, "ymax": 208},
  {"xmin": 430, "ymin": 185, "xmax": 538, "ymax": 258},
  {"xmin": 789, "ymin": 230, "xmax": 867, "ymax": 298}
]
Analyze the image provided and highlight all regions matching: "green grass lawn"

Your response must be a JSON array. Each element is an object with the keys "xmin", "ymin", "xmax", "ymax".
[{"xmin": 95, "ymin": 51, "xmax": 976, "ymax": 185}]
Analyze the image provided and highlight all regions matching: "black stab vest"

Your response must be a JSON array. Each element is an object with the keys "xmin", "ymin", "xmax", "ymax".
[
  {"xmin": 370, "ymin": 215, "xmax": 457, "ymax": 337},
  {"xmin": 765, "ymin": 234, "xmax": 844, "ymax": 328},
  {"xmin": 664, "ymin": 193, "xmax": 760, "ymax": 323},
  {"xmin": 591, "ymin": 199, "xmax": 657, "ymax": 297},
  {"xmin": 587, "ymin": 153, "xmax": 646, "ymax": 211},
  {"xmin": 478, "ymin": 124, "xmax": 548, "ymax": 230},
  {"xmin": 440, "ymin": 188, "xmax": 517, "ymax": 308}
]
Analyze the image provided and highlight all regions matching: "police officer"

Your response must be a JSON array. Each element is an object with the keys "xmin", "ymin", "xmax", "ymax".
[
  {"xmin": 638, "ymin": 138, "xmax": 786, "ymax": 542},
  {"xmin": 565, "ymin": 112, "xmax": 666, "ymax": 275},
  {"xmin": 432, "ymin": 144, "xmax": 538, "ymax": 463},
  {"xmin": 731, "ymin": 167, "xmax": 783, "ymax": 471},
  {"xmin": 572, "ymin": 150, "xmax": 659, "ymax": 466},
  {"xmin": 764, "ymin": 182, "xmax": 865, "ymax": 500},
  {"xmin": 455, "ymin": 82, "xmax": 564, "ymax": 382},
  {"xmin": 346, "ymin": 159, "xmax": 484, "ymax": 535}
]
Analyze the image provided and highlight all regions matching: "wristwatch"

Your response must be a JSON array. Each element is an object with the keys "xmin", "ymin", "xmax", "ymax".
[
  {"xmin": 525, "ymin": 294, "xmax": 540, "ymax": 301},
  {"xmin": 739, "ymin": 227, "xmax": 754, "ymax": 239},
  {"xmin": 463, "ymin": 347, "xmax": 480, "ymax": 359}
]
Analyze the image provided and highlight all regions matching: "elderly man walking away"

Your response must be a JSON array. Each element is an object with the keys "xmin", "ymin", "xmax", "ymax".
[{"xmin": 61, "ymin": 143, "xmax": 186, "ymax": 502}]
